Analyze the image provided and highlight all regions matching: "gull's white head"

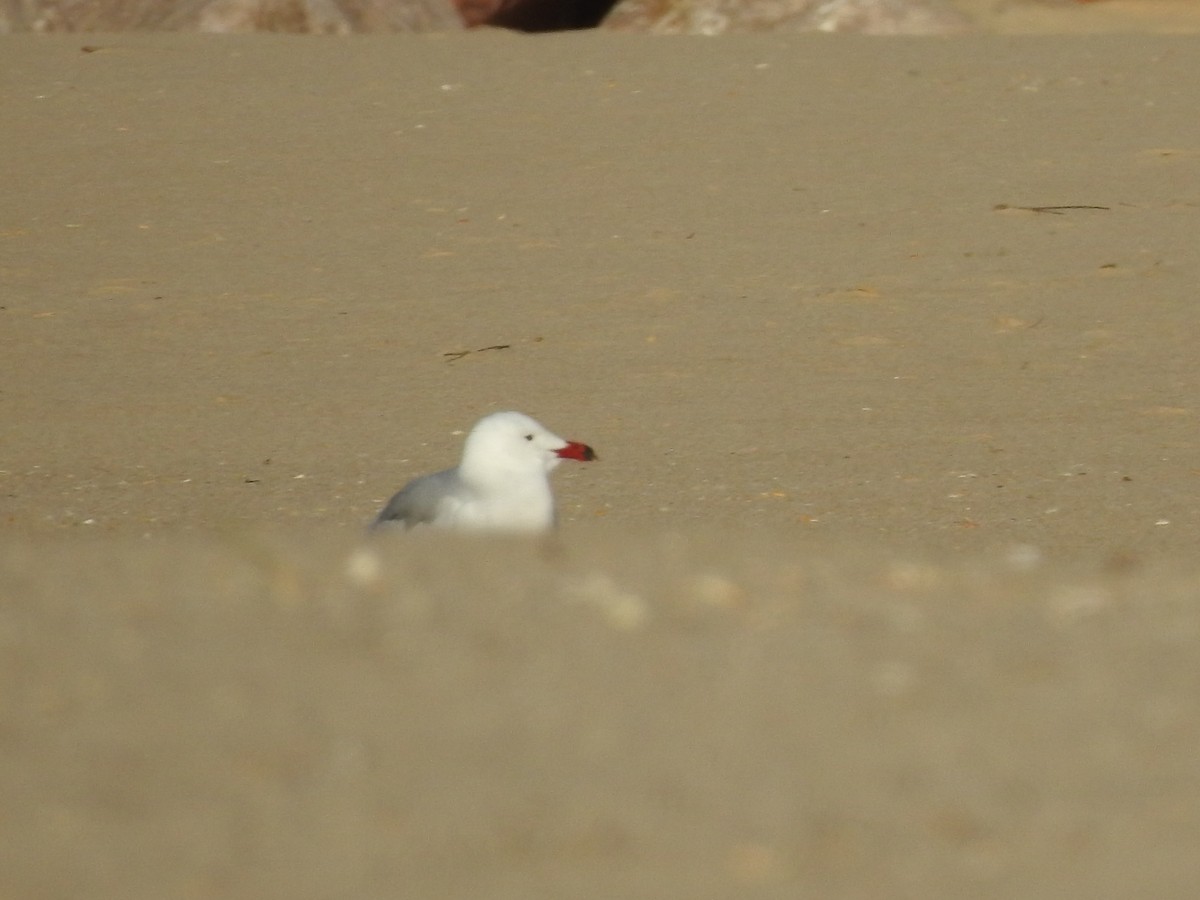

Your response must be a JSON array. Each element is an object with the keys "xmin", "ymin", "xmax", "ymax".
[{"xmin": 458, "ymin": 411, "xmax": 596, "ymax": 486}]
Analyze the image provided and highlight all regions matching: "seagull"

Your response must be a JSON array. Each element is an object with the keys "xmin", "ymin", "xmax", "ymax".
[{"xmin": 371, "ymin": 411, "xmax": 597, "ymax": 533}]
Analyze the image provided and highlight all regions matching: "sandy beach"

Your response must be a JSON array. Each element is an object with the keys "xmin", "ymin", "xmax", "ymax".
[{"xmin": 3, "ymin": 27, "xmax": 1199, "ymax": 896}]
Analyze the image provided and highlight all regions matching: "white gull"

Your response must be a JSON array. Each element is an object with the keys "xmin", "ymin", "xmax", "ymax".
[{"xmin": 371, "ymin": 411, "xmax": 597, "ymax": 533}]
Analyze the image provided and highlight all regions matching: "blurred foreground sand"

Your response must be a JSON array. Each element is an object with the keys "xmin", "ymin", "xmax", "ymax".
[{"xmin": 4, "ymin": 529, "xmax": 1200, "ymax": 897}]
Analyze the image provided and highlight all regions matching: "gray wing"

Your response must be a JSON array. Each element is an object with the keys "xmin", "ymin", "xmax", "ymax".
[{"xmin": 370, "ymin": 468, "xmax": 461, "ymax": 531}]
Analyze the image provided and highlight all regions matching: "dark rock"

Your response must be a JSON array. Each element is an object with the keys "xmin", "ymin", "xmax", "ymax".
[{"xmin": 483, "ymin": 0, "xmax": 620, "ymax": 31}]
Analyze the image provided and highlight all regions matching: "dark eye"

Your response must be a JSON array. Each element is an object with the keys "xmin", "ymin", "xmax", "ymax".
[{"xmin": 524, "ymin": 433, "xmax": 534, "ymax": 441}]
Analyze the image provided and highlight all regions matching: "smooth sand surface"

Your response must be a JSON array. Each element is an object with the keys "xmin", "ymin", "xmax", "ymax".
[{"xmin": 3, "ymin": 32, "xmax": 1199, "ymax": 896}]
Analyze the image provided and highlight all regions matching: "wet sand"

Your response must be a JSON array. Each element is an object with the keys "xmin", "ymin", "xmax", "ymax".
[{"xmin": 3, "ymin": 31, "xmax": 1199, "ymax": 896}]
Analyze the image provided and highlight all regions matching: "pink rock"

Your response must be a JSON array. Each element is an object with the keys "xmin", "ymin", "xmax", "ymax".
[
  {"xmin": 3, "ymin": 0, "xmax": 463, "ymax": 32},
  {"xmin": 197, "ymin": 0, "xmax": 463, "ymax": 32},
  {"xmin": 604, "ymin": 0, "xmax": 972, "ymax": 35}
]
